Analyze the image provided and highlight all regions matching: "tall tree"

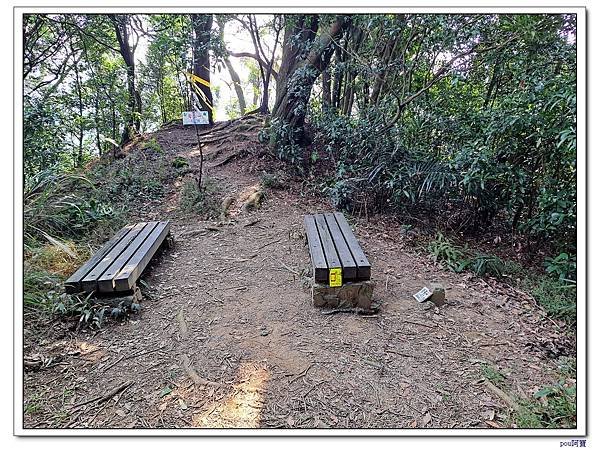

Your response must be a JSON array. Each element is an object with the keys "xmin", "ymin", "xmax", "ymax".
[
  {"xmin": 271, "ymin": 15, "xmax": 350, "ymax": 146},
  {"xmin": 227, "ymin": 15, "xmax": 282, "ymax": 114},
  {"xmin": 109, "ymin": 14, "xmax": 142, "ymax": 145},
  {"xmin": 191, "ymin": 14, "xmax": 214, "ymax": 125},
  {"xmin": 215, "ymin": 17, "xmax": 246, "ymax": 115}
]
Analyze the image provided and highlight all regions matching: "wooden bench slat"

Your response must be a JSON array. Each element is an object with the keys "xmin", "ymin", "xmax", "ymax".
[
  {"xmin": 304, "ymin": 215, "xmax": 328, "ymax": 282},
  {"xmin": 64, "ymin": 225, "xmax": 134, "ymax": 294},
  {"xmin": 81, "ymin": 222, "xmax": 147, "ymax": 292},
  {"xmin": 334, "ymin": 212, "xmax": 371, "ymax": 280},
  {"xmin": 112, "ymin": 221, "xmax": 171, "ymax": 291},
  {"xmin": 314, "ymin": 214, "xmax": 341, "ymax": 274},
  {"xmin": 324, "ymin": 213, "xmax": 358, "ymax": 280},
  {"xmin": 96, "ymin": 222, "xmax": 160, "ymax": 292}
]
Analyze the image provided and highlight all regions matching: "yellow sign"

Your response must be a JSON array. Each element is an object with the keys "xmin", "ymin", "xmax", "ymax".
[{"xmin": 329, "ymin": 268, "xmax": 342, "ymax": 287}]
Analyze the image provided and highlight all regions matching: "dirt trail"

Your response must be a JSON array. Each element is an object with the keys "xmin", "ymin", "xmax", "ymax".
[{"xmin": 23, "ymin": 125, "xmax": 571, "ymax": 429}]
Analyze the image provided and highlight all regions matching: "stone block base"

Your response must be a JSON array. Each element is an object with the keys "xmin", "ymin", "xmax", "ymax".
[
  {"xmin": 429, "ymin": 282, "xmax": 446, "ymax": 306},
  {"xmin": 312, "ymin": 280, "xmax": 375, "ymax": 309}
]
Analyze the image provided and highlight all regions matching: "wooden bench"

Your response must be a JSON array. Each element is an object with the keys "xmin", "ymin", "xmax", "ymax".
[
  {"xmin": 304, "ymin": 212, "xmax": 371, "ymax": 286},
  {"xmin": 65, "ymin": 221, "xmax": 171, "ymax": 294}
]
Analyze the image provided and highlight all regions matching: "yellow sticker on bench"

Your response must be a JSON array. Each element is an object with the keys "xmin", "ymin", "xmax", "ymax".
[{"xmin": 329, "ymin": 268, "xmax": 342, "ymax": 287}]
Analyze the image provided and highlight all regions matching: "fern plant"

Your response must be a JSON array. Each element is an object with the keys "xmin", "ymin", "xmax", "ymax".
[{"xmin": 428, "ymin": 232, "xmax": 471, "ymax": 272}]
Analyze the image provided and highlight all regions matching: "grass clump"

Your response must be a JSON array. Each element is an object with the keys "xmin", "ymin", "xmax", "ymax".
[
  {"xmin": 142, "ymin": 137, "xmax": 163, "ymax": 154},
  {"xmin": 523, "ymin": 276, "xmax": 576, "ymax": 324},
  {"xmin": 26, "ymin": 242, "xmax": 90, "ymax": 277},
  {"xmin": 172, "ymin": 156, "xmax": 189, "ymax": 169},
  {"xmin": 24, "ymin": 170, "xmax": 118, "ymax": 248},
  {"xmin": 427, "ymin": 232, "xmax": 576, "ymax": 324},
  {"xmin": 427, "ymin": 232, "xmax": 470, "ymax": 272},
  {"xmin": 480, "ymin": 363, "xmax": 507, "ymax": 387},
  {"xmin": 514, "ymin": 358, "xmax": 576, "ymax": 428},
  {"xmin": 23, "ymin": 265, "xmax": 63, "ymax": 312},
  {"xmin": 179, "ymin": 178, "xmax": 220, "ymax": 217},
  {"xmin": 428, "ymin": 232, "xmax": 507, "ymax": 276},
  {"xmin": 260, "ymin": 170, "xmax": 288, "ymax": 190}
]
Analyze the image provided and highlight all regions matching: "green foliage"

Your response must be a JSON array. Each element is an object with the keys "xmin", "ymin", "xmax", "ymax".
[
  {"xmin": 179, "ymin": 178, "xmax": 220, "ymax": 216},
  {"xmin": 141, "ymin": 14, "xmax": 192, "ymax": 125},
  {"xmin": 23, "ymin": 266, "xmax": 63, "ymax": 311},
  {"xmin": 24, "ymin": 169, "xmax": 118, "ymax": 247},
  {"xmin": 427, "ymin": 232, "xmax": 576, "ymax": 323},
  {"xmin": 304, "ymin": 14, "xmax": 576, "ymax": 258},
  {"xmin": 427, "ymin": 232, "xmax": 470, "ymax": 273},
  {"xmin": 470, "ymin": 253, "xmax": 506, "ymax": 278},
  {"xmin": 544, "ymin": 253, "xmax": 576, "ymax": 282},
  {"xmin": 171, "ymin": 156, "xmax": 190, "ymax": 169},
  {"xmin": 515, "ymin": 360, "xmax": 576, "ymax": 428},
  {"xmin": 480, "ymin": 364, "xmax": 507, "ymax": 386},
  {"xmin": 524, "ymin": 276, "xmax": 576, "ymax": 324},
  {"xmin": 24, "ymin": 98, "xmax": 69, "ymax": 178},
  {"xmin": 428, "ymin": 232, "xmax": 511, "ymax": 279},
  {"xmin": 260, "ymin": 118, "xmax": 304, "ymax": 169},
  {"xmin": 23, "ymin": 265, "xmax": 107, "ymax": 328}
]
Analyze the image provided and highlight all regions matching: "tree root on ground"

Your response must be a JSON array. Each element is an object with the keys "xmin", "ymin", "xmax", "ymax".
[
  {"xmin": 211, "ymin": 149, "xmax": 247, "ymax": 168},
  {"xmin": 180, "ymin": 354, "xmax": 222, "ymax": 387}
]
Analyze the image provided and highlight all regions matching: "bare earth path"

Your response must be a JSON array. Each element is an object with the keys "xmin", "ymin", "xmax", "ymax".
[{"xmin": 23, "ymin": 125, "xmax": 572, "ymax": 430}]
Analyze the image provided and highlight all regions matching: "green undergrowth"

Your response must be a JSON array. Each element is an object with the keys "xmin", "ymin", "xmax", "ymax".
[
  {"xmin": 479, "ymin": 359, "xmax": 576, "ymax": 429},
  {"xmin": 24, "ymin": 135, "xmax": 179, "ymax": 325},
  {"xmin": 433, "ymin": 231, "xmax": 577, "ymax": 428},
  {"xmin": 514, "ymin": 357, "xmax": 577, "ymax": 428},
  {"xmin": 179, "ymin": 177, "xmax": 221, "ymax": 217},
  {"xmin": 23, "ymin": 262, "xmax": 133, "ymax": 329},
  {"xmin": 426, "ymin": 231, "xmax": 576, "ymax": 325}
]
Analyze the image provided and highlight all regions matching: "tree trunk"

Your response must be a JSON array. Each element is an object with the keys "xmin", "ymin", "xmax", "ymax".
[
  {"xmin": 271, "ymin": 15, "xmax": 350, "ymax": 147},
  {"xmin": 331, "ymin": 45, "xmax": 343, "ymax": 109},
  {"xmin": 110, "ymin": 14, "xmax": 141, "ymax": 145},
  {"xmin": 191, "ymin": 14, "xmax": 214, "ymax": 125},
  {"xmin": 370, "ymin": 31, "xmax": 398, "ymax": 106},
  {"xmin": 224, "ymin": 57, "xmax": 247, "ymax": 115},
  {"xmin": 69, "ymin": 37, "xmax": 84, "ymax": 167},
  {"xmin": 216, "ymin": 18, "xmax": 246, "ymax": 115},
  {"xmin": 322, "ymin": 69, "xmax": 332, "ymax": 111}
]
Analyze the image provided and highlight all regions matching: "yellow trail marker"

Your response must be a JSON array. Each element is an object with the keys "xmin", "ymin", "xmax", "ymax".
[
  {"xmin": 329, "ymin": 268, "xmax": 342, "ymax": 287},
  {"xmin": 184, "ymin": 71, "xmax": 214, "ymax": 113},
  {"xmin": 184, "ymin": 71, "xmax": 211, "ymax": 88}
]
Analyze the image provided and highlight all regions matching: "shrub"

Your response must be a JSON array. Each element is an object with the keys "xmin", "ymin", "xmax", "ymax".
[
  {"xmin": 470, "ymin": 253, "xmax": 506, "ymax": 277},
  {"xmin": 260, "ymin": 118, "xmax": 304, "ymax": 170},
  {"xmin": 179, "ymin": 178, "xmax": 220, "ymax": 217},
  {"xmin": 526, "ymin": 276, "xmax": 576, "ymax": 324},
  {"xmin": 24, "ymin": 169, "xmax": 117, "ymax": 247},
  {"xmin": 428, "ymin": 232, "xmax": 470, "ymax": 272},
  {"xmin": 172, "ymin": 156, "xmax": 189, "ymax": 169},
  {"xmin": 544, "ymin": 252, "xmax": 576, "ymax": 282},
  {"xmin": 260, "ymin": 171, "xmax": 288, "ymax": 190},
  {"xmin": 515, "ymin": 376, "xmax": 576, "ymax": 428}
]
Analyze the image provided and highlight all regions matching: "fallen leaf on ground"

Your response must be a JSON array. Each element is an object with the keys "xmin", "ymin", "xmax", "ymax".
[{"xmin": 422, "ymin": 412, "xmax": 432, "ymax": 426}]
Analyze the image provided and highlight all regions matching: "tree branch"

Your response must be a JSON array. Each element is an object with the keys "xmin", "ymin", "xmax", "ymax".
[{"xmin": 227, "ymin": 51, "xmax": 279, "ymax": 80}]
